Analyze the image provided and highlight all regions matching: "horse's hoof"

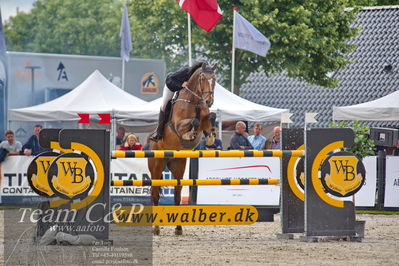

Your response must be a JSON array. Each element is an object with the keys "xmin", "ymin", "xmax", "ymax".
[
  {"xmin": 182, "ymin": 132, "xmax": 194, "ymax": 140},
  {"xmin": 175, "ymin": 229, "xmax": 183, "ymax": 236},
  {"xmin": 153, "ymin": 227, "xmax": 160, "ymax": 236}
]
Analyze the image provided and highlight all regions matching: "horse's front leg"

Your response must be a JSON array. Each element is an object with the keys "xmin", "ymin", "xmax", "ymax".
[
  {"xmin": 148, "ymin": 157, "xmax": 165, "ymax": 236},
  {"xmin": 177, "ymin": 118, "xmax": 199, "ymax": 140},
  {"xmin": 202, "ymin": 112, "xmax": 217, "ymax": 137}
]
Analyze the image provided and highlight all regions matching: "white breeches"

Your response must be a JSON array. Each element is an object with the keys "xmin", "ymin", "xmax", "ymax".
[{"xmin": 160, "ymin": 85, "xmax": 175, "ymax": 111}]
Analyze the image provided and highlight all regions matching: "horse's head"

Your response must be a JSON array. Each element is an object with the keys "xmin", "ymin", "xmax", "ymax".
[{"xmin": 189, "ymin": 62, "xmax": 217, "ymax": 107}]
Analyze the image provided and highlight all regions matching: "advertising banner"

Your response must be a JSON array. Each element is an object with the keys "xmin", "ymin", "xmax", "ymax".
[
  {"xmin": 110, "ymin": 158, "xmax": 190, "ymax": 204},
  {"xmin": 0, "ymin": 155, "xmax": 379, "ymax": 207},
  {"xmin": 196, "ymin": 157, "xmax": 280, "ymax": 205},
  {"xmin": 355, "ymin": 156, "xmax": 377, "ymax": 207},
  {"xmin": 0, "ymin": 156, "xmax": 39, "ymax": 205},
  {"xmin": 1, "ymin": 156, "xmax": 190, "ymax": 205},
  {"xmin": 384, "ymin": 156, "xmax": 399, "ymax": 207}
]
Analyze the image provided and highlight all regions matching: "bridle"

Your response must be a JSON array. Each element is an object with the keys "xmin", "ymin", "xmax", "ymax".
[{"xmin": 173, "ymin": 73, "xmax": 215, "ymax": 108}]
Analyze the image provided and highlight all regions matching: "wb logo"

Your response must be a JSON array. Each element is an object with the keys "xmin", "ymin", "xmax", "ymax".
[
  {"xmin": 27, "ymin": 152, "xmax": 60, "ymax": 197},
  {"xmin": 320, "ymin": 151, "xmax": 365, "ymax": 197},
  {"xmin": 47, "ymin": 153, "xmax": 95, "ymax": 200},
  {"xmin": 59, "ymin": 161, "xmax": 85, "ymax": 183},
  {"xmin": 332, "ymin": 160, "xmax": 355, "ymax": 181}
]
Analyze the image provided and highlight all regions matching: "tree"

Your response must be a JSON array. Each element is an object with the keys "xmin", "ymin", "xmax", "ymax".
[
  {"xmin": 5, "ymin": 0, "xmax": 396, "ymax": 94},
  {"xmin": 4, "ymin": 0, "xmax": 121, "ymax": 56},
  {"xmin": 330, "ymin": 121, "xmax": 375, "ymax": 159},
  {"xmin": 130, "ymin": 0, "xmax": 361, "ymax": 93}
]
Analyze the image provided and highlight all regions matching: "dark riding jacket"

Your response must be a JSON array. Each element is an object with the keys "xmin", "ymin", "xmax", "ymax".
[{"xmin": 166, "ymin": 61, "xmax": 205, "ymax": 92}]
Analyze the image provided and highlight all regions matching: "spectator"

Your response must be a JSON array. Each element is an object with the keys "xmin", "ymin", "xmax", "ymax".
[
  {"xmin": 21, "ymin": 125, "xmax": 49, "ymax": 156},
  {"xmin": 247, "ymin": 123, "xmax": 266, "ymax": 150},
  {"xmin": 394, "ymin": 139, "xmax": 399, "ymax": 156},
  {"xmin": 116, "ymin": 126, "xmax": 126, "ymax": 146},
  {"xmin": 228, "ymin": 121, "xmax": 254, "ymax": 150},
  {"xmin": 196, "ymin": 128, "xmax": 223, "ymax": 150},
  {"xmin": 0, "ymin": 130, "xmax": 22, "ymax": 162},
  {"xmin": 119, "ymin": 134, "xmax": 142, "ymax": 151},
  {"xmin": 264, "ymin": 126, "xmax": 281, "ymax": 150}
]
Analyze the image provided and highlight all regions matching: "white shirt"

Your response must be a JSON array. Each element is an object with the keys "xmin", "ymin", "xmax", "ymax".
[{"xmin": 0, "ymin": 140, "xmax": 22, "ymax": 152}]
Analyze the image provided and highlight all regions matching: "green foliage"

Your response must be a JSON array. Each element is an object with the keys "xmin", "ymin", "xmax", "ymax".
[
  {"xmin": 4, "ymin": 0, "xmax": 121, "ymax": 56},
  {"xmin": 330, "ymin": 121, "xmax": 375, "ymax": 159},
  {"xmin": 6, "ymin": 0, "xmax": 391, "ymax": 93},
  {"xmin": 133, "ymin": 0, "xmax": 362, "ymax": 93}
]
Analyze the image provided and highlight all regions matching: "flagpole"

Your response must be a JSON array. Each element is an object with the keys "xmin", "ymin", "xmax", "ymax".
[
  {"xmin": 121, "ymin": 59, "xmax": 126, "ymax": 90},
  {"xmin": 187, "ymin": 13, "xmax": 192, "ymax": 67},
  {"xmin": 231, "ymin": 8, "xmax": 236, "ymax": 93},
  {"xmin": 120, "ymin": 0, "xmax": 131, "ymax": 91}
]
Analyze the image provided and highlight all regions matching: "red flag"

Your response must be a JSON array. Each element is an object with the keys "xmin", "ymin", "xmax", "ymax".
[
  {"xmin": 178, "ymin": 0, "xmax": 223, "ymax": 32},
  {"xmin": 98, "ymin": 113, "xmax": 111, "ymax": 124},
  {"xmin": 77, "ymin": 113, "xmax": 90, "ymax": 124}
]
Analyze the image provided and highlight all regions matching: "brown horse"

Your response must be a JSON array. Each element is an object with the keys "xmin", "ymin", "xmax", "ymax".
[{"xmin": 147, "ymin": 62, "xmax": 217, "ymax": 235}]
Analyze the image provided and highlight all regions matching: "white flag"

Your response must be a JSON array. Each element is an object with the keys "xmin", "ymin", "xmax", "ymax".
[
  {"xmin": 120, "ymin": 2, "xmax": 132, "ymax": 62},
  {"xmin": 233, "ymin": 11, "xmax": 270, "ymax": 57}
]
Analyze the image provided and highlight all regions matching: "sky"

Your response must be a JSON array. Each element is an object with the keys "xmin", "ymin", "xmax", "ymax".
[{"xmin": 0, "ymin": 0, "xmax": 35, "ymax": 22}]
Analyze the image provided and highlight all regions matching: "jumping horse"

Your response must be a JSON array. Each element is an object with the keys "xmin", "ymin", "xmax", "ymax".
[{"xmin": 147, "ymin": 62, "xmax": 217, "ymax": 235}]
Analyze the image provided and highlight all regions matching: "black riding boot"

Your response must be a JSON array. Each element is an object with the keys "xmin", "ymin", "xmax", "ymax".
[{"xmin": 150, "ymin": 110, "xmax": 166, "ymax": 142}]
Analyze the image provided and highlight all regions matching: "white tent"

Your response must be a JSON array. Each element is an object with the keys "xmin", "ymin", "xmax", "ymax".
[
  {"xmin": 333, "ymin": 89, "xmax": 399, "ymax": 121},
  {"xmin": 9, "ymin": 70, "xmax": 148, "ymax": 122},
  {"xmin": 116, "ymin": 82, "xmax": 288, "ymax": 122}
]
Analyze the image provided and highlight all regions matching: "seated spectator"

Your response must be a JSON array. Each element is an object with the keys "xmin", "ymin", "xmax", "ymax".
[
  {"xmin": 119, "ymin": 134, "xmax": 142, "ymax": 151},
  {"xmin": 247, "ymin": 123, "xmax": 266, "ymax": 150},
  {"xmin": 21, "ymin": 125, "xmax": 49, "ymax": 156},
  {"xmin": 116, "ymin": 126, "xmax": 126, "ymax": 146},
  {"xmin": 196, "ymin": 128, "xmax": 223, "ymax": 150},
  {"xmin": 0, "ymin": 130, "xmax": 22, "ymax": 162},
  {"xmin": 228, "ymin": 121, "xmax": 253, "ymax": 150},
  {"xmin": 264, "ymin": 126, "xmax": 281, "ymax": 150}
]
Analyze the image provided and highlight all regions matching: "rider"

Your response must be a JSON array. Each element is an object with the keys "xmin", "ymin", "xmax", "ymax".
[{"xmin": 150, "ymin": 60, "xmax": 207, "ymax": 142}]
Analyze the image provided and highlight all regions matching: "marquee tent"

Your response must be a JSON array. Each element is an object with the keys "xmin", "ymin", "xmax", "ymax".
[
  {"xmin": 116, "ymin": 82, "xmax": 288, "ymax": 122},
  {"xmin": 333, "ymin": 89, "xmax": 399, "ymax": 121},
  {"xmin": 9, "ymin": 70, "xmax": 147, "ymax": 122}
]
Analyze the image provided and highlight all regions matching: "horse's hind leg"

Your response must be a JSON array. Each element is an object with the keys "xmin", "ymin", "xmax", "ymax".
[
  {"xmin": 167, "ymin": 158, "xmax": 187, "ymax": 236},
  {"xmin": 148, "ymin": 157, "xmax": 165, "ymax": 236}
]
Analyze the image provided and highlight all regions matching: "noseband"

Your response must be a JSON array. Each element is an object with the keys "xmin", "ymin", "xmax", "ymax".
[{"xmin": 174, "ymin": 76, "xmax": 215, "ymax": 108}]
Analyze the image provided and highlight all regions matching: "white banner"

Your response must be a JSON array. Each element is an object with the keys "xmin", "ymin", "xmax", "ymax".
[
  {"xmin": 110, "ymin": 158, "xmax": 190, "ymax": 204},
  {"xmin": 196, "ymin": 157, "xmax": 280, "ymax": 205},
  {"xmin": 355, "ymin": 156, "xmax": 377, "ymax": 207},
  {"xmin": 0, "ymin": 156, "xmax": 37, "ymax": 205},
  {"xmin": 384, "ymin": 156, "xmax": 399, "ymax": 207}
]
